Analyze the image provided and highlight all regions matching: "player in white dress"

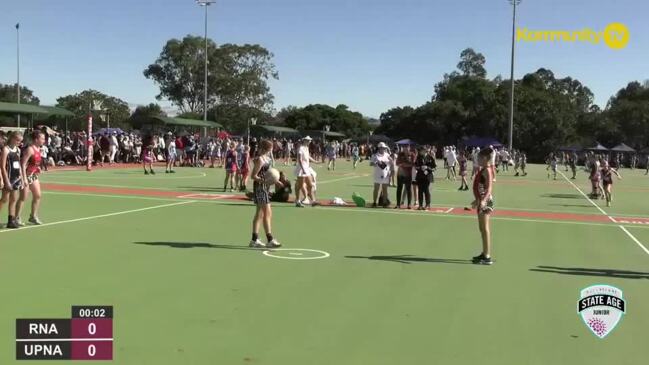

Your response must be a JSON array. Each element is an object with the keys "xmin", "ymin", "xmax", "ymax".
[
  {"xmin": 370, "ymin": 142, "xmax": 393, "ymax": 208},
  {"xmin": 294, "ymin": 136, "xmax": 317, "ymax": 207}
]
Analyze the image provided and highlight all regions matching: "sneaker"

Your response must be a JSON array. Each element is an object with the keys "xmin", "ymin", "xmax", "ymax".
[
  {"xmin": 15, "ymin": 218, "xmax": 25, "ymax": 227},
  {"xmin": 295, "ymin": 201, "xmax": 305, "ymax": 208},
  {"xmin": 6, "ymin": 220, "xmax": 19, "ymax": 229},
  {"xmin": 144, "ymin": 170, "xmax": 149, "ymax": 175},
  {"xmin": 150, "ymin": 170, "xmax": 156, "ymax": 175},
  {"xmin": 267, "ymin": 239, "xmax": 282, "ymax": 248},
  {"xmin": 472, "ymin": 254, "xmax": 493, "ymax": 265},
  {"xmin": 170, "ymin": 170, "xmax": 176, "ymax": 174},
  {"xmin": 302, "ymin": 198, "xmax": 311, "ymax": 205},
  {"xmin": 29, "ymin": 216, "xmax": 43, "ymax": 225},
  {"xmin": 165, "ymin": 170, "xmax": 169, "ymax": 174},
  {"xmin": 249, "ymin": 239, "xmax": 266, "ymax": 248}
]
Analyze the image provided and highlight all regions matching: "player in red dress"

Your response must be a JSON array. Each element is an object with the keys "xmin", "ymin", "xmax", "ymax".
[
  {"xmin": 15, "ymin": 131, "xmax": 45, "ymax": 225},
  {"xmin": 471, "ymin": 147, "xmax": 495, "ymax": 265}
]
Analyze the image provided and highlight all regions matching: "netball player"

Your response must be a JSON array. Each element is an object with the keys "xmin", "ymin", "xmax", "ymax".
[
  {"xmin": 1, "ymin": 131, "xmax": 24, "ymax": 228},
  {"xmin": 239, "ymin": 145, "xmax": 251, "ymax": 191},
  {"xmin": 471, "ymin": 147, "xmax": 495, "ymax": 265},
  {"xmin": 142, "ymin": 135, "xmax": 156, "ymax": 175},
  {"xmin": 15, "ymin": 131, "xmax": 45, "ymax": 226},
  {"xmin": 249, "ymin": 140, "xmax": 281, "ymax": 248},
  {"xmin": 601, "ymin": 161, "xmax": 622, "ymax": 207},
  {"xmin": 224, "ymin": 142, "xmax": 238, "ymax": 192},
  {"xmin": 294, "ymin": 136, "xmax": 316, "ymax": 208},
  {"xmin": 457, "ymin": 150, "xmax": 469, "ymax": 191},
  {"xmin": 166, "ymin": 136, "xmax": 177, "ymax": 173}
]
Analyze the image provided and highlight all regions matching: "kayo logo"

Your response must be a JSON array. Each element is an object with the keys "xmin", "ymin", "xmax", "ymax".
[
  {"xmin": 517, "ymin": 23, "xmax": 629, "ymax": 49},
  {"xmin": 578, "ymin": 285, "xmax": 626, "ymax": 338}
]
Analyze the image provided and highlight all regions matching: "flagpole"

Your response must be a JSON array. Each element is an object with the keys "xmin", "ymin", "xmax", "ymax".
[{"xmin": 16, "ymin": 22, "xmax": 21, "ymax": 128}]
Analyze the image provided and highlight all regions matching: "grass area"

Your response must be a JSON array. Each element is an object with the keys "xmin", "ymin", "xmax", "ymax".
[{"xmin": 1, "ymin": 161, "xmax": 647, "ymax": 364}]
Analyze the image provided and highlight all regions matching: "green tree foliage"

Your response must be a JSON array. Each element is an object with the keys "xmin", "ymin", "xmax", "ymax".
[
  {"xmin": 377, "ymin": 48, "xmax": 649, "ymax": 161},
  {"xmin": 144, "ymin": 35, "xmax": 278, "ymax": 124},
  {"xmin": 130, "ymin": 103, "xmax": 167, "ymax": 129},
  {"xmin": 606, "ymin": 81, "xmax": 649, "ymax": 148},
  {"xmin": 0, "ymin": 83, "xmax": 40, "ymax": 105},
  {"xmin": 281, "ymin": 104, "xmax": 370, "ymax": 138},
  {"xmin": 56, "ymin": 90, "xmax": 131, "ymax": 131}
]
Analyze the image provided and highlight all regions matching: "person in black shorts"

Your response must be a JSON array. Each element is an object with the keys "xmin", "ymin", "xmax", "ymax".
[
  {"xmin": 471, "ymin": 147, "xmax": 495, "ymax": 265},
  {"xmin": 249, "ymin": 140, "xmax": 282, "ymax": 249},
  {"xmin": 0, "ymin": 131, "xmax": 25, "ymax": 229}
]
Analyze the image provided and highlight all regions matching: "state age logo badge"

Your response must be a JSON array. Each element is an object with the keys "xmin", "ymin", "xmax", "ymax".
[{"xmin": 578, "ymin": 285, "xmax": 626, "ymax": 338}]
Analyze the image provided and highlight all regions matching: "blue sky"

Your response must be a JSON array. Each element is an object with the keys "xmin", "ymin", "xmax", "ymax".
[{"xmin": 0, "ymin": 0, "xmax": 646, "ymax": 118}]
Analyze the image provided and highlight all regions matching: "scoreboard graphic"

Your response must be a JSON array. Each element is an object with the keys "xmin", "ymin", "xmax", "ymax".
[{"xmin": 16, "ymin": 306, "xmax": 113, "ymax": 361}]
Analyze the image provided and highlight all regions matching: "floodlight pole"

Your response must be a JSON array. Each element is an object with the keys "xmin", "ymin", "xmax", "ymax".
[
  {"xmin": 16, "ymin": 23, "xmax": 21, "ymax": 127},
  {"xmin": 508, "ymin": 0, "xmax": 521, "ymax": 151},
  {"xmin": 197, "ymin": 0, "xmax": 216, "ymax": 138}
]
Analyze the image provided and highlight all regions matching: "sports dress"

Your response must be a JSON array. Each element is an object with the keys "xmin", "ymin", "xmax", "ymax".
[
  {"xmin": 252, "ymin": 157, "xmax": 271, "ymax": 205},
  {"xmin": 473, "ymin": 167, "xmax": 494, "ymax": 214},
  {"xmin": 26, "ymin": 146, "xmax": 42, "ymax": 184},
  {"xmin": 6, "ymin": 146, "xmax": 22, "ymax": 190}
]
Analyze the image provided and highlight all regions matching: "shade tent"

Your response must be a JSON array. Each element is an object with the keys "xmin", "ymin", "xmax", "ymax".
[
  {"xmin": 396, "ymin": 139, "xmax": 417, "ymax": 145},
  {"xmin": 586, "ymin": 143, "xmax": 608, "ymax": 151},
  {"xmin": 462, "ymin": 136, "xmax": 503, "ymax": 148},
  {"xmin": 610, "ymin": 143, "xmax": 636, "ymax": 153},
  {"xmin": 557, "ymin": 145, "xmax": 582, "ymax": 152},
  {"xmin": 251, "ymin": 125, "xmax": 300, "ymax": 137},
  {"xmin": 0, "ymin": 101, "xmax": 73, "ymax": 117},
  {"xmin": 151, "ymin": 116, "xmax": 222, "ymax": 129}
]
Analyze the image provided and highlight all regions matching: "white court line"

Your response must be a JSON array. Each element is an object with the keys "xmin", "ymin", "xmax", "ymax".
[
  {"xmin": 45, "ymin": 191, "xmax": 178, "ymax": 203},
  {"xmin": 0, "ymin": 201, "xmax": 194, "ymax": 234},
  {"xmin": 558, "ymin": 170, "xmax": 649, "ymax": 256},
  {"xmin": 444, "ymin": 207, "xmax": 454, "ymax": 213},
  {"xmin": 42, "ymin": 180, "xmax": 180, "ymax": 191},
  {"xmin": 318, "ymin": 174, "xmax": 369, "ymax": 184},
  {"xmin": 16, "ymin": 338, "xmax": 113, "ymax": 342}
]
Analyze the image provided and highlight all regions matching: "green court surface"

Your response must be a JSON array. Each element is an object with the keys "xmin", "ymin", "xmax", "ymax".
[{"xmin": 1, "ymin": 161, "xmax": 647, "ymax": 364}]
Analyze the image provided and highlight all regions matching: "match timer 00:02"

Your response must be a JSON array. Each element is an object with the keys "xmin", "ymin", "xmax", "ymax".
[{"xmin": 16, "ymin": 306, "xmax": 113, "ymax": 361}]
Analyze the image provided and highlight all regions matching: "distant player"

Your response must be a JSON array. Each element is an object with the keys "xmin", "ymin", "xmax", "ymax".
[
  {"xmin": 457, "ymin": 151, "xmax": 469, "ymax": 191},
  {"xmin": 351, "ymin": 144, "xmax": 360, "ymax": 169},
  {"xmin": 141, "ymin": 136, "xmax": 156, "ymax": 175},
  {"xmin": 224, "ymin": 142, "xmax": 238, "ymax": 192},
  {"xmin": 166, "ymin": 136, "xmax": 176, "ymax": 174},
  {"xmin": 471, "ymin": 147, "xmax": 495, "ymax": 265},
  {"xmin": 569, "ymin": 152, "xmax": 577, "ymax": 179},
  {"xmin": 601, "ymin": 161, "xmax": 622, "ymax": 207},
  {"xmin": 15, "ymin": 131, "xmax": 46, "ymax": 226},
  {"xmin": 249, "ymin": 140, "xmax": 281, "ymax": 248},
  {"xmin": 326, "ymin": 142, "xmax": 337, "ymax": 171},
  {"xmin": 0, "ymin": 131, "xmax": 24, "ymax": 229},
  {"xmin": 547, "ymin": 153, "xmax": 558, "ymax": 180}
]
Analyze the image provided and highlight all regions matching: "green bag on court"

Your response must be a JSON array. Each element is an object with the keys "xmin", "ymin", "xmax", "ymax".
[{"xmin": 352, "ymin": 192, "xmax": 366, "ymax": 207}]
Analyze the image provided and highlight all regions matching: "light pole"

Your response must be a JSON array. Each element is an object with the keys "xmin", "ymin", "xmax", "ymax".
[
  {"xmin": 16, "ymin": 22, "xmax": 21, "ymax": 127},
  {"xmin": 247, "ymin": 117, "xmax": 257, "ymax": 146},
  {"xmin": 508, "ymin": 0, "xmax": 521, "ymax": 151},
  {"xmin": 196, "ymin": 0, "xmax": 216, "ymax": 138}
]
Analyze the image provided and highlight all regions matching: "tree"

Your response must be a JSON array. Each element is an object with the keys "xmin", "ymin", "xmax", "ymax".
[
  {"xmin": 0, "ymin": 83, "xmax": 40, "ymax": 104},
  {"xmin": 282, "ymin": 104, "xmax": 370, "ymax": 138},
  {"xmin": 130, "ymin": 103, "xmax": 167, "ymax": 129},
  {"xmin": 606, "ymin": 81, "xmax": 649, "ymax": 148},
  {"xmin": 144, "ymin": 35, "xmax": 278, "ymax": 123},
  {"xmin": 56, "ymin": 90, "xmax": 131, "ymax": 130},
  {"xmin": 456, "ymin": 48, "xmax": 487, "ymax": 78}
]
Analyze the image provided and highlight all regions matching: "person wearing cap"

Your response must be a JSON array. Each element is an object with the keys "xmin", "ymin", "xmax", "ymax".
[
  {"xmin": 370, "ymin": 142, "xmax": 393, "ymax": 208},
  {"xmin": 294, "ymin": 136, "xmax": 317, "ymax": 207}
]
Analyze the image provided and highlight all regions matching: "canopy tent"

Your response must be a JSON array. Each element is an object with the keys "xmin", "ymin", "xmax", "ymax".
[
  {"xmin": 585, "ymin": 142, "xmax": 608, "ymax": 151},
  {"xmin": 610, "ymin": 143, "xmax": 636, "ymax": 153},
  {"xmin": 462, "ymin": 136, "xmax": 503, "ymax": 148},
  {"xmin": 557, "ymin": 145, "xmax": 582, "ymax": 152},
  {"xmin": 251, "ymin": 125, "xmax": 300, "ymax": 136},
  {"xmin": 395, "ymin": 139, "xmax": 416, "ymax": 145},
  {"xmin": 305, "ymin": 129, "xmax": 346, "ymax": 140},
  {"xmin": 96, "ymin": 128, "xmax": 125, "ymax": 136},
  {"xmin": 151, "ymin": 116, "xmax": 222, "ymax": 129},
  {"xmin": 0, "ymin": 101, "xmax": 73, "ymax": 116}
]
